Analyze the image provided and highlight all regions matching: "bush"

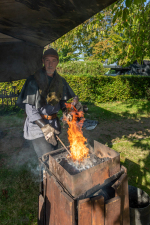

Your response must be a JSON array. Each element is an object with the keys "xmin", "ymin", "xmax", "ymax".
[
  {"xmin": 0, "ymin": 79, "xmax": 26, "ymax": 105},
  {"xmin": 57, "ymin": 60, "xmax": 108, "ymax": 75},
  {"xmin": 62, "ymin": 74, "xmax": 150, "ymax": 103},
  {"xmin": 1, "ymin": 74, "xmax": 150, "ymax": 105}
]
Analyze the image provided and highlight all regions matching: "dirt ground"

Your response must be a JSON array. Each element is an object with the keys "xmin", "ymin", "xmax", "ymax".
[{"xmin": 0, "ymin": 115, "xmax": 150, "ymax": 168}]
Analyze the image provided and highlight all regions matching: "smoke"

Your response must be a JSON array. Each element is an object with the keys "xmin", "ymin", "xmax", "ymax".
[{"xmin": 8, "ymin": 139, "xmax": 40, "ymax": 182}]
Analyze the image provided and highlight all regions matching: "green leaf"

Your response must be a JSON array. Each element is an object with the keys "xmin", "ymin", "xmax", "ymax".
[
  {"xmin": 133, "ymin": 0, "xmax": 140, "ymax": 5},
  {"xmin": 118, "ymin": 9, "xmax": 123, "ymax": 17},
  {"xmin": 123, "ymin": 9, "xmax": 127, "ymax": 21},
  {"xmin": 126, "ymin": 0, "xmax": 132, "ymax": 8},
  {"xmin": 112, "ymin": 13, "xmax": 118, "ymax": 24}
]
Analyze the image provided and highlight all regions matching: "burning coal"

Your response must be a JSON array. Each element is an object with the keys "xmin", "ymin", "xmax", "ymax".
[
  {"xmin": 64, "ymin": 103, "xmax": 89, "ymax": 161},
  {"xmin": 54, "ymin": 151, "xmax": 110, "ymax": 175}
]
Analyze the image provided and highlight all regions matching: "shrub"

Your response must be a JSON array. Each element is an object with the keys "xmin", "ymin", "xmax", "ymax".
[
  {"xmin": 62, "ymin": 74, "xmax": 150, "ymax": 103},
  {"xmin": 57, "ymin": 60, "xmax": 108, "ymax": 75},
  {"xmin": 1, "ymin": 74, "xmax": 150, "ymax": 105}
]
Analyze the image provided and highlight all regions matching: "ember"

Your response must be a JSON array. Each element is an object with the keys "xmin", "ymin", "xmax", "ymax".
[
  {"xmin": 64, "ymin": 103, "xmax": 89, "ymax": 161},
  {"xmin": 53, "ymin": 151, "xmax": 110, "ymax": 175}
]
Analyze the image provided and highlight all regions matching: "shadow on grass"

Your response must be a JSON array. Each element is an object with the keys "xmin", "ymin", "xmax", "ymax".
[
  {"xmin": 83, "ymin": 99, "xmax": 150, "ymax": 121},
  {"xmin": 121, "ymin": 99, "xmax": 150, "ymax": 118},
  {"xmin": 0, "ymin": 105, "xmax": 24, "ymax": 117},
  {"xmin": 0, "ymin": 160, "xmax": 39, "ymax": 225},
  {"xmin": 83, "ymin": 102, "xmax": 150, "ymax": 145},
  {"xmin": 82, "ymin": 102, "xmax": 150, "ymax": 196},
  {"xmin": 122, "ymin": 155, "xmax": 150, "ymax": 196}
]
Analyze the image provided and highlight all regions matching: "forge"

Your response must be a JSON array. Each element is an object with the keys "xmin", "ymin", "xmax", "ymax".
[
  {"xmin": 54, "ymin": 152, "xmax": 110, "ymax": 175},
  {"xmin": 39, "ymin": 140, "xmax": 130, "ymax": 225},
  {"xmin": 49, "ymin": 141, "xmax": 120, "ymax": 198}
]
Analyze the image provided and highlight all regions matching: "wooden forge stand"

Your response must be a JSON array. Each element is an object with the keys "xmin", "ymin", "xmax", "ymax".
[{"xmin": 38, "ymin": 141, "xmax": 130, "ymax": 225}]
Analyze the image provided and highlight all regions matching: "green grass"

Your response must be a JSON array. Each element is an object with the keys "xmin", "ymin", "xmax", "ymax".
[
  {"xmin": 83, "ymin": 99, "xmax": 150, "ymax": 195},
  {"xmin": 84, "ymin": 98, "xmax": 150, "ymax": 121},
  {"xmin": 0, "ymin": 164, "xmax": 39, "ymax": 225},
  {"xmin": 111, "ymin": 137, "xmax": 150, "ymax": 195},
  {"xmin": 0, "ymin": 106, "xmax": 25, "ymax": 129}
]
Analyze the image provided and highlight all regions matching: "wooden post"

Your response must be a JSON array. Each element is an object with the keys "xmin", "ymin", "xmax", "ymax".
[
  {"xmin": 105, "ymin": 196, "xmax": 121, "ymax": 225},
  {"xmin": 78, "ymin": 198, "xmax": 92, "ymax": 225},
  {"xmin": 92, "ymin": 196, "xmax": 104, "ymax": 225},
  {"xmin": 78, "ymin": 196, "xmax": 105, "ymax": 225},
  {"xmin": 112, "ymin": 167, "xmax": 130, "ymax": 225},
  {"xmin": 44, "ymin": 174, "xmax": 75, "ymax": 225}
]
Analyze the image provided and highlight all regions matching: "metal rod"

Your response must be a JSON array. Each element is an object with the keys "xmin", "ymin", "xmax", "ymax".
[
  {"xmin": 43, "ymin": 146, "xmax": 70, "ymax": 158},
  {"xmin": 56, "ymin": 135, "xmax": 71, "ymax": 156},
  {"xmin": 41, "ymin": 146, "xmax": 70, "ymax": 162}
]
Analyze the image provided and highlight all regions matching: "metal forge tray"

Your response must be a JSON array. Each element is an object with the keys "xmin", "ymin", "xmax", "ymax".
[{"xmin": 49, "ymin": 140, "xmax": 120, "ymax": 198}]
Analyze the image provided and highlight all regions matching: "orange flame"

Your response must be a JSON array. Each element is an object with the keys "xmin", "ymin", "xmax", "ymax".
[{"xmin": 65, "ymin": 103, "xmax": 89, "ymax": 161}]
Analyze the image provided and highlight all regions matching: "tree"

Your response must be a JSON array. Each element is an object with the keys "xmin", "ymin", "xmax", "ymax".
[
  {"xmin": 45, "ymin": 0, "xmax": 150, "ymax": 65},
  {"xmin": 45, "ymin": 9, "xmax": 106, "ymax": 59},
  {"xmin": 91, "ymin": 2, "xmax": 150, "ymax": 66}
]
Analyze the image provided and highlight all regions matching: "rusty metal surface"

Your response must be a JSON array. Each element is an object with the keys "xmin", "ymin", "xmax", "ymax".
[
  {"xmin": 78, "ymin": 198, "xmax": 92, "ymax": 225},
  {"xmin": 0, "ymin": 0, "xmax": 117, "ymax": 47},
  {"xmin": 38, "ymin": 194, "xmax": 45, "ymax": 225},
  {"xmin": 94, "ymin": 140, "xmax": 121, "ymax": 176},
  {"xmin": 41, "ymin": 159, "xmax": 130, "ymax": 225},
  {"xmin": 92, "ymin": 196, "xmax": 104, "ymax": 225},
  {"xmin": 112, "ymin": 166, "xmax": 130, "ymax": 225},
  {"xmin": 46, "ymin": 174, "xmax": 54, "ymax": 225},
  {"xmin": 0, "ymin": 35, "xmax": 43, "ymax": 82},
  {"xmin": 78, "ymin": 195, "xmax": 104, "ymax": 225},
  {"xmin": 105, "ymin": 196, "xmax": 121, "ymax": 225},
  {"xmin": 49, "ymin": 141, "xmax": 120, "ymax": 198},
  {"xmin": 46, "ymin": 174, "xmax": 75, "ymax": 225}
]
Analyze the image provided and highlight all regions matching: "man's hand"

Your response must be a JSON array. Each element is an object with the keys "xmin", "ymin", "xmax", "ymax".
[
  {"xmin": 41, "ymin": 124, "xmax": 60, "ymax": 146},
  {"xmin": 63, "ymin": 111, "xmax": 73, "ymax": 122},
  {"xmin": 62, "ymin": 108, "xmax": 73, "ymax": 122}
]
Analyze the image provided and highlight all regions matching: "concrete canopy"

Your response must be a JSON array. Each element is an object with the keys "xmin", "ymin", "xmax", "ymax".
[
  {"xmin": 0, "ymin": 0, "xmax": 116, "ymax": 47},
  {"xmin": 0, "ymin": 0, "xmax": 117, "ymax": 82}
]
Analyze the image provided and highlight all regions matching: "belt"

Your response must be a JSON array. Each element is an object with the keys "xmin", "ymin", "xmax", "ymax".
[{"xmin": 40, "ymin": 113, "xmax": 57, "ymax": 120}]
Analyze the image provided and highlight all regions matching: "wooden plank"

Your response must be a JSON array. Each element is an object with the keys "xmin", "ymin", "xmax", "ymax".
[
  {"xmin": 46, "ymin": 174, "xmax": 75, "ymax": 225},
  {"xmin": 53, "ymin": 178, "xmax": 75, "ymax": 225},
  {"xmin": 105, "ymin": 196, "xmax": 121, "ymax": 225},
  {"xmin": 46, "ymin": 175, "xmax": 55, "ymax": 225},
  {"xmin": 112, "ymin": 172, "xmax": 130, "ymax": 225},
  {"xmin": 38, "ymin": 194, "xmax": 45, "ymax": 225},
  {"xmin": 53, "ymin": 178, "xmax": 62, "ymax": 224},
  {"xmin": 92, "ymin": 196, "xmax": 104, "ymax": 225},
  {"xmin": 78, "ymin": 198, "xmax": 92, "ymax": 225}
]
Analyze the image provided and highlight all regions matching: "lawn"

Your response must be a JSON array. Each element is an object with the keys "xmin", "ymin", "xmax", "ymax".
[{"xmin": 0, "ymin": 99, "xmax": 150, "ymax": 224}]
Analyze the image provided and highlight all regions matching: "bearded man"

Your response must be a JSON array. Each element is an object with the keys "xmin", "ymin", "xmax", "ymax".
[{"xmin": 17, "ymin": 48, "xmax": 75, "ymax": 159}]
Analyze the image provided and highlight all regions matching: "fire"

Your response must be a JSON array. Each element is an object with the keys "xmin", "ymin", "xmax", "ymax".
[{"xmin": 64, "ymin": 103, "xmax": 89, "ymax": 161}]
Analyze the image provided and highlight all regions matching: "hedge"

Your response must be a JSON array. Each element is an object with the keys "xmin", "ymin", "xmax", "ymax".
[
  {"xmin": 62, "ymin": 74, "xmax": 150, "ymax": 103},
  {"xmin": 57, "ymin": 60, "xmax": 108, "ymax": 75},
  {"xmin": 0, "ymin": 75, "xmax": 150, "ymax": 104}
]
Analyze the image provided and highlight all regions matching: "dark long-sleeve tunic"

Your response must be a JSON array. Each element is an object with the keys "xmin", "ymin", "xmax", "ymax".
[{"xmin": 17, "ymin": 69, "xmax": 75, "ymax": 140}]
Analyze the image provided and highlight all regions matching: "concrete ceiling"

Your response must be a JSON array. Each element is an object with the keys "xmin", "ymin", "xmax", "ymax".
[
  {"xmin": 0, "ymin": 0, "xmax": 116, "ymax": 47},
  {"xmin": 0, "ymin": 0, "xmax": 117, "ymax": 82}
]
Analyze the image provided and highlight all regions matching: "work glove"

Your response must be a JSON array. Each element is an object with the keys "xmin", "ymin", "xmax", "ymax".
[
  {"xmin": 62, "ymin": 108, "xmax": 73, "ymax": 122},
  {"xmin": 63, "ymin": 111, "xmax": 73, "ymax": 122},
  {"xmin": 41, "ymin": 124, "xmax": 60, "ymax": 146}
]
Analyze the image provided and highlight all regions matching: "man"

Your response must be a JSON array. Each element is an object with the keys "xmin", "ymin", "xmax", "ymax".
[{"xmin": 17, "ymin": 48, "xmax": 75, "ymax": 159}]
